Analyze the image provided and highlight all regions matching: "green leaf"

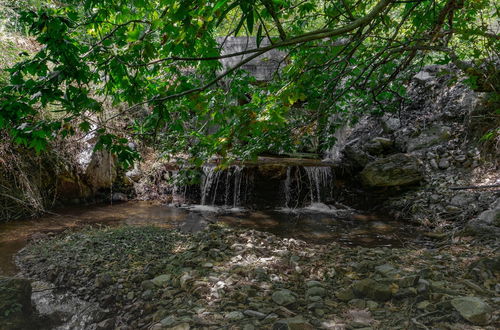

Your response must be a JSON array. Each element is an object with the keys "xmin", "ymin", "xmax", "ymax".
[
  {"xmin": 246, "ymin": 10, "xmax": 254, "ymax": 34},
  {"xmin": 256, "ymin": 24, "xmax": 263, "ymax": 47}
]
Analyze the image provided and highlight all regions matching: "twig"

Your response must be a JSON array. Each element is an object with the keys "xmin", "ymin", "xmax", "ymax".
[
  {"xmin": 411, "ymin": 311, "xmax": 440, "ymax": 330},
  {"xmin": 449, "ymin": 184, "xmax": 500, "ymax": 190}
]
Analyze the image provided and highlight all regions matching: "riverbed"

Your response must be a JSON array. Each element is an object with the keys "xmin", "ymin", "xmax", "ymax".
[{"xmin": 0, "ymin": 201, "xmax": 417, "ymax": 276}]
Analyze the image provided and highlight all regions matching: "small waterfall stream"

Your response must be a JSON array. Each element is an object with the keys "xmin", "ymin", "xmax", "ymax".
[
  {"xmin": 304, "ymin": 166, "xmax": 333, "ymax": 204},
  {"xmin": 201, "ymin": 165, "xmax": 247, "ymax": 207},
  {"xmin": 198, "ymin": 164, "xmax": 334, "ymax": 208}
]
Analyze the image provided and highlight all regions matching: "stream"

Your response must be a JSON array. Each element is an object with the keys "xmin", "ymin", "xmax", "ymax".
[
  {"xmin": 0, "ymin": 201, "xmax": 417, "ymax": 277},
  {"xmin": 0, "ymin": 201, "xmax": 423, "ymax": 329}
]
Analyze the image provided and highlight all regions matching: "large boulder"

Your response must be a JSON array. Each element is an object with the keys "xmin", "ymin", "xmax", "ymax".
[
  {"xmin": 466, "ymin": 198, "xmax": 500, "ymax": 234},
  {"xmin": 360, "ymin": 154, "xmax": 423, "ymax": 187},
  {"xmin": 0, "ymin": 277, "xmax": 38, "ymax": 330},
  {"xmin": 85, "ymin": 150, "xmax": 117, "ymax": 190}
]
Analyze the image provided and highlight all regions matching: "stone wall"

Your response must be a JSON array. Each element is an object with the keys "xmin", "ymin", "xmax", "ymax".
[{"xmin": 217, "ymin": 37, "xmax": 286, "ymax": 81}]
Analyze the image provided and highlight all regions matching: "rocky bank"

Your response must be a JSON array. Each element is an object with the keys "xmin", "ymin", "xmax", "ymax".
[{"xmin": 13, "ymin": 224, "xmax": 500, "ymax": 329}]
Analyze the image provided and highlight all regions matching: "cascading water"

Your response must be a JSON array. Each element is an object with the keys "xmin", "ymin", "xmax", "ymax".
[
  {"xmin": 200, "ymin": 165, "xmax": 246, "ymax": 207},
  {"xmin": 304, "ymin": 166, "xmax": 333, "ymax": 204},
  {"xmin": 282, "ymin": 166, "xmax": 333, "ymax": 208}
]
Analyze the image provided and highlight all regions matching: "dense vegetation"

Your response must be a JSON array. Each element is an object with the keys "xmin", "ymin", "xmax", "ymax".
[{"xmin": 0, "ymin": 0, "xmax": 498, "ymax": 169}]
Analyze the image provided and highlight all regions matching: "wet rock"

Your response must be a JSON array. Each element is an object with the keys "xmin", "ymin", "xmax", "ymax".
[
  {"xmin": 272, "ymin": 289, "xmax": 297, "ymax": 306},
  {"xmin": 272, "ymin": 317, "xmax": 314, "ymax": 330},
  {"xmin": 451, "ymin": 296, "xmax": 492, "ymax": 325},
  {"xmin": 0, "ymin": 277, "xmax": 38, "ymax": 330},
  {"xmin": 360, "ymin": 154, "xmax": 423, "ymax": 187},
  {"xmin": 352, "ymin": 279, "xmax": 392, "ymax": 301}
]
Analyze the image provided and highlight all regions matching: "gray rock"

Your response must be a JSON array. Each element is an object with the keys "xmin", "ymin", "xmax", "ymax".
[
  {"xmin": 142, "ymin": 289, "xmax": 153, "ymax": 300},
  {"xmin": 243, "ymin": 310, "xmax": 267, "ymax": 319},
  {"xmin": 360, "ymin": 154, "xmax": 423, "ymax": 187},
  {"xmin": 125, "ymin": 168, "xmax": 142, "ymax": 182},
  {"xmin": 272, "ymin": 289, "xmax": 297, "ymax": 306},
  {"xmin": 429, "ymin": 158, "xmax": 439, "ymax": 169},
  {"xmin": 225, "ymin": 311, "xmax": 245, "ymax": 320},
  {"xmin": 374, "ymin": 264, "xmax": 398, "ymax": 277},
  {"xmin": 151, "ymin": 274, "xmax": 171, "ymax": 287},
  {"xmin": 85, "ymin": 150, "xmax": 117, "ymax": 189},
  {"xmin": 414, "ymin": 71, "xmax": 433, "ymax": 82},
  {"xmin": 160, "ymin": 315, "xmax": 177, "ymax": 327},
  {"xmin": 111, "ymin": 192, "xmax": 128, "ymax": 202},
  {"xmin": 272, "ymin": 317, "xmax": 314, "ymax": 330},
  {"xmin": 381, "ymin": 115, "xmax": 400, "ymax": 133},
  {"xmin": 96, "ymin": 318, "xmax": 115, "ymax": 330},
  {"xmin": 475, "ymin": 208, "xmax": 500, "ymax": 227},
  {"xmin": 450, "ymin": 193, "xmax": 476, "ymax": 207},
  {"xmin": 179, "ymin": 273, "xmax": 193, "ymax": 290},
  {"xmin": 438, "ymin": 158, "xmax": 450, "ymax": 169},
  {"xmin": 451, "ymin": 296, "xmax": 492, "ymax": 325},
  {"xmin": 407, "ymin": 125, "xmax": 451, "ymax": 152},
  {"xmin": 305, "ymin": 280, "xmax": 322, "ymax": 288}
]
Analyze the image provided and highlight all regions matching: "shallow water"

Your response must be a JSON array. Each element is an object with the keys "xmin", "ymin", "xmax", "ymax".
[{"xmin": 0, "ymin": 201, "xmax": 415, "ymax": 276}]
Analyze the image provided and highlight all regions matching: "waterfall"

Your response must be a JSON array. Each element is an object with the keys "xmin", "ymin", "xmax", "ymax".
[
  {"xmin": 200, "ymin": 165, "xmax": 246, "ymax": 207},
  {"xmin": 232, "ymin": 166, "xmax": 243, "ymax": 207},
  {"xmin": 284, "ymin": 167, "xmax": 292, "ymax": 208},
  {"xmin": 304, "ymin": 166, "xmax": 332, "ymax": 204}
]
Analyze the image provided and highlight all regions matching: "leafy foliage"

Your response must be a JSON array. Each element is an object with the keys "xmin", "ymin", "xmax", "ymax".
[{"xmin": 0, "ymin": 0, "xmax": 498, "ymax": 168}]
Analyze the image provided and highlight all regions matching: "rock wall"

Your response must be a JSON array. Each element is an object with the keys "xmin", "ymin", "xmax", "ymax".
[
  {"xmin": 217, "ymin": 37, "xmax": 286, "ymax": 81},
  {"xmin": 335, "ymin": 64, "xmax": 499, "ymax": 232}
]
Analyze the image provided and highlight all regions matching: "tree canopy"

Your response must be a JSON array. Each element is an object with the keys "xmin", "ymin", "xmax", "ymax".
[{"xmin": 0, "ymin": 0, "xmax": 498, "ymax": 168}]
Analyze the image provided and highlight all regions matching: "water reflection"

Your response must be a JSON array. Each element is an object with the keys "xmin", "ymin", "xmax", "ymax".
[{"xmin": 0, "ymin": 201, "xmax": 414, "ymax": 275}]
